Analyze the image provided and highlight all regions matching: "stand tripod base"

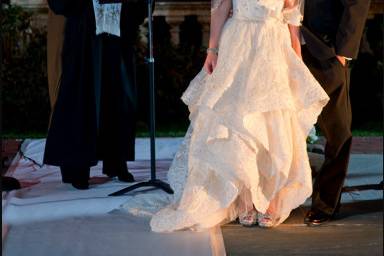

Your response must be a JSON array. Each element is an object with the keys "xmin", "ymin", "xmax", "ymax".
[
  {"xmin": 109, "ymin": 179, "xmax": 174, "ymax": 196},
  {"xmin": 343, "ymin": 181, "xmax": 384, "ymax": 193}
]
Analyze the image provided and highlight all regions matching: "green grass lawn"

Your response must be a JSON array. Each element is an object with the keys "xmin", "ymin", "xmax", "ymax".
[
  {"xmin": 2, "ymin": 128, "xmax": 382, "ymax": 139},
  {"xmin": 2, "ymin": 120, "xmax": 382, "ymax": 139},
  {"xmin": 2, "ymin": 123, "xmax": 189, "ymax": 139},
  {"xmin": 2, "ymin": 130, "xmax": 187, "ymax": 139}
]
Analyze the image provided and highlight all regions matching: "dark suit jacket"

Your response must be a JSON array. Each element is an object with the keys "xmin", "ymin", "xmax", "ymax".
[{"xmin": 302, "ymin": 0, "xmax": 371, "ymax": 60}]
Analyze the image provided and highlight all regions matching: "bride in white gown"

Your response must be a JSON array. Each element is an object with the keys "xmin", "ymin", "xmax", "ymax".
[{"xmin": 121, "ymin": 0, "xmax": 329, "ymax": 232}]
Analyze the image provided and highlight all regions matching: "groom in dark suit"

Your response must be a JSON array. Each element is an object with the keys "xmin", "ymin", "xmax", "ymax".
[{"xmin": 301, "ymin": 0, "xmax": 371, "ymax": 225}]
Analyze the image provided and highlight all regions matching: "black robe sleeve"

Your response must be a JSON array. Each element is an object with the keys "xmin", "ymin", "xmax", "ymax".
[
  {"xmin": 48, "ymin": 0, "xmax": 87, "ymax": 16},
  {"xmin": 335, "ymin": 0, "xmax": 371, "ymax": 59}
]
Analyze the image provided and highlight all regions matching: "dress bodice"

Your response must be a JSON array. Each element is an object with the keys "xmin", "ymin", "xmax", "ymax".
[
  {"xmin": 232, "ymin": 0, "xmax": 285, "ymax": 21},
  {"xmin": 231, "ymin": 0, "xmax": 302, "ymax": 26}
]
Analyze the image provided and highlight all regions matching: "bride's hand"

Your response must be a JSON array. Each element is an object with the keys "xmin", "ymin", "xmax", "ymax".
[{"xmin": 204, "ymin": 52, "xmax": 218, "ymax": 74}]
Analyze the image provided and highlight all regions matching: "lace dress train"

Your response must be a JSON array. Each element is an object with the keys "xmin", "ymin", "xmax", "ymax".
[{"xmin": 121, "ymin": 0, "xmax": 329, "ymax": 232}]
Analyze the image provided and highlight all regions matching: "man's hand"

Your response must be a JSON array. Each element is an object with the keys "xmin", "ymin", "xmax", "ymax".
[
  {"xmin": 336, "ymin": 55, "xmax": 347, "ymax": 66},
  {"xmin": 204, "ymin": 52, "xmax": 218, "ymax": 74}
]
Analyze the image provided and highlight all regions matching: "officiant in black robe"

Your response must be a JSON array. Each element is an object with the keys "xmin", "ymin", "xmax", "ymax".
[
  {"xmin": 44, "ymin": 0, "xmax": 147, "ymax": 189},
  {"xmin": 301, "ymin": 0, "xmax": 371, "ymax": 225}
]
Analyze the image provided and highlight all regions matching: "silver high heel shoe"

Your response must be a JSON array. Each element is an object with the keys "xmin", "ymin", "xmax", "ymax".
[
  {"xmin": 239, "ymin": 210, "xmax": 258, "ymax": 227},
  {"xmin": 257, "ymin": 212, "xmax": 274, "ymax": 228}
]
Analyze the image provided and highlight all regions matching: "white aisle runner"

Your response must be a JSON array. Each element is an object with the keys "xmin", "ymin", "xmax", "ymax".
[{"xmin": 2, "ymin": 139, "xmax": 226, "ymax": 256}]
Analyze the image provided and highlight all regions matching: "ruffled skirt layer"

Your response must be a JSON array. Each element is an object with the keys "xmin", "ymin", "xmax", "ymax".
[{"xmin": 150, "ymin": 18, "xmax": 329, "ymax": 232}]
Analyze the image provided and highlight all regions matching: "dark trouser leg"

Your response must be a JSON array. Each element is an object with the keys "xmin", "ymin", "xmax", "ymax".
[
  {"xmin": 60, "ymin": 166, "xmax": 90, "ymax": 189},
  {"xmin": 60, "ymin": 167, "xmax": 73, "ymax": 183},
  {"xmin": 312, "ymin": 137, "xmax": 352, "ymax": 215},
  {"xmin": 97, "ymin": 35, "xmax": 136, "ymax": 179},
  {"xmin": 303, "ymin": 47, "xmax": 352, "ymax": 216}
]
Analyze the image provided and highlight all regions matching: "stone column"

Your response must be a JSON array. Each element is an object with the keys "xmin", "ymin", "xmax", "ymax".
[
  {"xmin": 164, "ymin": 16, "xmax": 184, "ymax": 45},
  {"xmin": 197, "ymin": 15, "xmax": 210, "ymax": 47},
  {"xmin": 154, "ymin": 2, "xmax": 211, "ymax": 46}
]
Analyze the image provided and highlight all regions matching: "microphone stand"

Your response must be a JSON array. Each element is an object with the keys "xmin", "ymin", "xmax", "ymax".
[{"xmin": 109, "ymin": 0, "xmax": 173, "ymax": 196}]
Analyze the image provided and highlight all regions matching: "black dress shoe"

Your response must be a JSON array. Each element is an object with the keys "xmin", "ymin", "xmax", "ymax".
[
  {"xmin": 117, "ymin": 171, "xmax": 135, "ymax": 182},
  {"xmin": 60, "ymin": 168, "xmax": 73, "ymax": 184},
  {"xmin": 71, "ymin": 172, "xmax": 89, "ymax": 190},
  {"xmin": 103, "ymin": 160, "xmax": 121, "ymax": 177},
  {"xmin": 61, "ymin": 166, "xmax": 90, "ymax": 190},
  {"xmin": 304, "ymin": 209, "xmax": 332, "ymax": 226},
  {"xmin": 71, "ymin": 180, "xmax": 89, "ymax": 190},
  {"xmin": 103, "ymin": 161, "xmax": 135, "ymax": 183}
]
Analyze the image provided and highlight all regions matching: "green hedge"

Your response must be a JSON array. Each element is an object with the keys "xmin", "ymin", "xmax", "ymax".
[
  {"xmin": 1, "ymin": 5, "xmax": 50, "ymax": 134},
  {"xmin": 0, "ymin": 5, "xmax": 205, "ymax": 136}
]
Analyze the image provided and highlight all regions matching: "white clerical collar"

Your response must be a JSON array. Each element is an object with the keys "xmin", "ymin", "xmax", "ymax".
[{"xmin": 92, "ymin": 0, "xmax": 122, "ymax": 37}]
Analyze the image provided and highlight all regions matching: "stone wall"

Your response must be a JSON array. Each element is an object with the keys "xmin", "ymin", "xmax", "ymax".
[
  {"xmin": 8, "ymin": 0, "xmax": 384, "ymax": 47},
  {"xmin": 9, "ymin": 0, "xmax": 211, "ymax": 46}
]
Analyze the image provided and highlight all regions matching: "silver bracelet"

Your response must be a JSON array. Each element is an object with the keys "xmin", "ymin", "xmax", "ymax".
[{"xmin": 207, "ymin": 47, "xmax": 219, "ymax": 55}]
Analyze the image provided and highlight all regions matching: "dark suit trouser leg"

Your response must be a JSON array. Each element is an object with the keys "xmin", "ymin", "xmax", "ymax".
[
  {"xmin": 97, "ymin": 35, "xmax": 136, "ymax": 176},
  {"xmin": 302, "ymin": 47, "xmax": 353, "ymax": 216},
  {"xmin": 60, "ymin": 166, "xmax": 90, "ymax": 184}
]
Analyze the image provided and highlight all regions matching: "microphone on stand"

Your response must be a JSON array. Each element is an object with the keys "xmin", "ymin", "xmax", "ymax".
[{"xmin": 109, "ymin": 0, "xmax": 174, "ymax": 197}]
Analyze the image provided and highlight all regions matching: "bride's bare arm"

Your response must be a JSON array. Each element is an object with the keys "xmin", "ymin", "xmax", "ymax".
[
  {"xmin": 204, "ymin": 0, "xmax": 232, "ymax": 74},
  {"xmin": 209, "ymin": 0, "xmax": 232, "ymax": 49},
  {"xmin": 285, "ymin": 0, "xmax": 302, "ymax": 58}
]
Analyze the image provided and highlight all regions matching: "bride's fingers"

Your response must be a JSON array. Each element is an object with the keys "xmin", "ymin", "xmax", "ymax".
[
  {"xmin": 212, "ymin": 59, "xmax": 217, "ymax": 71},
  {"xmin": 204, "ymin": 63, "xmax": 210, "ymax": 74},
  {"xmin": 208, "ymin": 65, "xmax": 213, "ymax": 74},
  {"xmin": 204, "ymin": 62, "xmax": 213, "ymax": 74}
]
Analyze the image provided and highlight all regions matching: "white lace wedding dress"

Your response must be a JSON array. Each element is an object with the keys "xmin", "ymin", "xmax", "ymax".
[{"xmin": 121, "ymin": 0, "xmax": 329, "ymax": 232}]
